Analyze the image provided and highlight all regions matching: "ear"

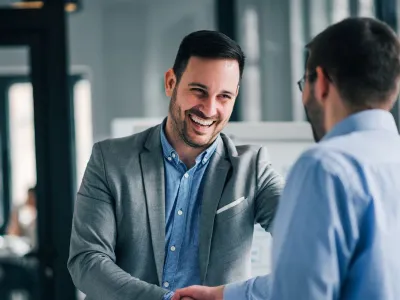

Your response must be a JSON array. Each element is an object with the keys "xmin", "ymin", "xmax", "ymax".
[
  {"xmin": 165, "ymin": 69, "xmax": 177, "ymax": 97},
  {"xmin": 314, "ymin": 66, "xmax": 330, "ymax": 104}
]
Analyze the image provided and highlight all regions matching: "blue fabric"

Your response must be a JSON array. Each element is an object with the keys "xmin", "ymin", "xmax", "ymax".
[
  {"xmin": 163, "ymin": 291, "xmax": 174, "ymax": 300},
  {"xmin": 225, "ymin": 109, "xmax": 400, "ymax": 300},
  {"xmin": 160, "ymin": 124, "xmax": 219, "ymax": 298}
]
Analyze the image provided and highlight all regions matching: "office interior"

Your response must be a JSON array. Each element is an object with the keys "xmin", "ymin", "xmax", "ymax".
[{"xmin": 0, "ymin": 0, "xmax": 398, "ymax": 299}]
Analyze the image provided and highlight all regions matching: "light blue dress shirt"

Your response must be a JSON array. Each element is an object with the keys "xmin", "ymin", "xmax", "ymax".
[
  {"xmin": 160, "ymin": 125, "xmax": 219, "ymax": 300},
  {"xmin": 225, "ymin": 109, "xmax": 400, "ymax": 299}
]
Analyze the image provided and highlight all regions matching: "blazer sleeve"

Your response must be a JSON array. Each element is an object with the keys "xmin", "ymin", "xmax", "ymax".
[
  {"xmin": 67, "ymin": 142, "xmax": 168, "ymax": 300},
  {"xmin": 254, "ymin": 146, "xmax": 285, "ymax": 232}
]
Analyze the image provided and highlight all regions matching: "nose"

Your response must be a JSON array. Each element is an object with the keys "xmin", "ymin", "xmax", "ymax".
[{"xmin": 201, "ymin": 96, "xmax": 218, "ymax": 117}]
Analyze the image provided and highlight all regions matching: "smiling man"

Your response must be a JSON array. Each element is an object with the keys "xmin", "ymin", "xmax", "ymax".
[{"xmin": 68, "ymin": 30, "xmax": 284, "ymax": 300}]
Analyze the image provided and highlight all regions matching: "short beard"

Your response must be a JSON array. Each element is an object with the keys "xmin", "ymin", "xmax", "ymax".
[
  {"xmin": 168, "ymin": 87, "xmax": 204, "ymax": 148},
  {"xmin": 304, "ymin": 84, "xmax": 326, "ymax": 143}
]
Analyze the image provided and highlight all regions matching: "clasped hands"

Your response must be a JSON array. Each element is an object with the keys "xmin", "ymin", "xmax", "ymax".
[{"xmin": 171, "ymin": 285, "xmax": 224, "ymax": 300}]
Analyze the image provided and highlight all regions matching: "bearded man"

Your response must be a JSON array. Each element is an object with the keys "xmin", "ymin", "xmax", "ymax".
[{"xmin": 68, "ymin": 30, "xmax": 284, "ymax": 300}]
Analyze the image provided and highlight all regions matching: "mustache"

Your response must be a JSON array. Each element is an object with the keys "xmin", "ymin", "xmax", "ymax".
[{"xmin": 186, "ymin": 107, "xmax": 219, "ymax": 121}]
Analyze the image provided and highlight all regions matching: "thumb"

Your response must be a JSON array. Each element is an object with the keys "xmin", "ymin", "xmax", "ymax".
[
  {"xmin": 175, "ymin": 286, "xmax": 203, "ymax": 298},
  {"xmin": 171, "ymin": 291, "xmax": 183, "ymax": 300}
]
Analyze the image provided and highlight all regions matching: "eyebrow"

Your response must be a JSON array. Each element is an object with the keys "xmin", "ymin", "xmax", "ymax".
[
  {"xmin": 188, "ymin": 82, "xmax": 235, "ymax": 96},
  {"xmin": 188, "ymin": 82, "xmax": 208, "ymax": 89}
]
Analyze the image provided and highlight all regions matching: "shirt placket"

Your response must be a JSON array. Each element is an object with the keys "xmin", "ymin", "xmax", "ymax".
[{"xmin": 162, "ymin": 166, "xmax": 194, "ymax": 290}]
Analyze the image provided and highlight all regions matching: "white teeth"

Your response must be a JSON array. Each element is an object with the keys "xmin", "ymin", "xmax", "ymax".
[{"xmin": 190, "ymin": 114, "xmax": 213, "ymax": 126}]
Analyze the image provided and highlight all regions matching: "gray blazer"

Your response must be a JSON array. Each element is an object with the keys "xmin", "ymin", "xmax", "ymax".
[{"xmin": 68, "ymin": 124, "xmax": 284, "ymax": 300}]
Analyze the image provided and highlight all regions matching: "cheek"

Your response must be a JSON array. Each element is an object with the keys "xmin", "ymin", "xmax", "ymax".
[
  {"xmin": 177, "ymin": 92, "xmax": 201, "ymax": 109},
  {"xmin": 302, "ymin": 86, "xmax": 310, "ymax": 105},
  {"xmin": 227, "ymin": 100, "xmax": 235, "ymax": 116},
  {"xmin": 302, "ymin": 94, "xmax": 307, "ymax": 106},
  {"xmin": 303, "ymin": 79, "xmax": 316, "ymax": 99},
  {"xmin": 221, "ymin": 102, "xmax": 235, "ymax": 118}
]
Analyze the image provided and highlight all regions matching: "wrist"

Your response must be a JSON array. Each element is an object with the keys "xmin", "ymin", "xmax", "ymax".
[{"xmin": 215, "ymin": 285, "xmax": 225, "ymax": 300}]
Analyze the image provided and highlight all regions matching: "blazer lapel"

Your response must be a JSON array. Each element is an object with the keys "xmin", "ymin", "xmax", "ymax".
[
  {"xmin": 199, "ymin": 138, "xmax": 230, "ymax": 282},
  {"xmin": 139, "ymin": 125, "xmax": 166, "ymax": 285}
]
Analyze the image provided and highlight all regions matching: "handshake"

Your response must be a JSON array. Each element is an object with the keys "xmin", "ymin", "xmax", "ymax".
[{"xmin": 171, "ymin": 285, "xmax": 225, "ymax": 300}]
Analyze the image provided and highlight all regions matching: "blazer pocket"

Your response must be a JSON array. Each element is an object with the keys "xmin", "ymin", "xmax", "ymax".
[{"xmin": 216, "ymin": 196, "xmax": 248, "ymax": 215}]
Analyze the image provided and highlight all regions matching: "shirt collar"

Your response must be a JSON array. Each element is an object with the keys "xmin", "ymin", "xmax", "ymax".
[
  {"xmin": 322, "ymin": 109, "xmax": 398, "ymax": 141},
  {"xmin": 160, "ymin": 120, "xmax": 220, "ymax": 166}
]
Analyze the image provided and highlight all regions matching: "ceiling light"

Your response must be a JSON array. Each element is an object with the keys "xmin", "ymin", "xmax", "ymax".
[{"xmin": 10, "ymin": 0, "xmax": 79, "ymax": 12}]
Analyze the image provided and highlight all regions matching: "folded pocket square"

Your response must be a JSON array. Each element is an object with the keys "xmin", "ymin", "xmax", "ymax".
[{"xmin": 216, "ymin": 197, "xmax": 246, "ymax": 215}]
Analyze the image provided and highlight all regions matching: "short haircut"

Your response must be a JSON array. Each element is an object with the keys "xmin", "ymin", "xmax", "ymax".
[
  {"xmin": 306, "ymin": 17, "xmax": 400, "ymax": 108},
  {"xmin": 173, "ymin": 30, "xmax": 245, "ymax": 83}
]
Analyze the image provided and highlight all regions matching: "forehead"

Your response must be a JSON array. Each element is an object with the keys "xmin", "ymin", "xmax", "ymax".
[{"xmin": 181, "ymin": 56, "xmax": 240, "ymax": 87}]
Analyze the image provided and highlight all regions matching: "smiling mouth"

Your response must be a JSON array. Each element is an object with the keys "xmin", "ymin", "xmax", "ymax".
[{"xmin": 189, "ymin": 114, "xmax": 215, "ymax": 127}]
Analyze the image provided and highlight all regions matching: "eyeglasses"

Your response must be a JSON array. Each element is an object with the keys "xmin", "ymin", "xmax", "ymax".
[
  {"xmin": 297, "ymin": 76, "xmax": 306, "ymax": 92},
  {"xmin": 297, "ymin": 70, "xmax": 332, "ymax": 92},
  {"xmin": 297, "ymin": 71, "xmax": 317, "ymax": 92}
]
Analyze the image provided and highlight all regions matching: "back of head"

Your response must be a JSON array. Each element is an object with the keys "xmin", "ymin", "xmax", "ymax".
[
  {"xmin": 306, "ymin": 17, "xmax": 400, "ymax": 109},
  {"xmin": 173, "ymin": 30, "xmax": 245, "ymax": 82}
]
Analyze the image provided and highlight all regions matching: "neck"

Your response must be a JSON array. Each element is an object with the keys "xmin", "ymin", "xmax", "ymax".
[
  {"xmin": 165, "ymin": 117, "xmax": 207, "ymax": 168},
  {"xmin": 325, "ymin": 98, "xmax": 354, "ymax": 132}
]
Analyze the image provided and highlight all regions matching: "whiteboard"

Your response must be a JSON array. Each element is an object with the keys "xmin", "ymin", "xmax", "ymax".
[{"xmin": 111, "ymin": 118, "xmax": 315, "ymax": 275}]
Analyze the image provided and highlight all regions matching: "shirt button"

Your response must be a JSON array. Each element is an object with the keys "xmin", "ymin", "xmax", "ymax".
[
  {"xmin": 184, "ymin": 173, "xmax": 189, "ymax": 178},
  {"xmin": 163, "ymin": 282, "xmax": 169, "ymax": 288},
  {"xmin": 170, "ymin": 246, "xmax": 176, "ymax": 252},
  {"xmin": 178, "ymin": 210, "xmax": 183, "ymax": 216},
  {"xmin": 167, "ymin": 157, "xmax": 172, "ymax": 161},
  {"xmin": 172, "ymin": 153, "xmax": 176, "ymax": 158},
  {"xmin": 202, "ymin": 158, "xmax": 207, "ymax": 164}
]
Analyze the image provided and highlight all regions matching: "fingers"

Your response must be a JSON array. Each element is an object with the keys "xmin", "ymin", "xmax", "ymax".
[
  {"xmin": 172, "ymin": 285, "xmax": 222, "ymax": 300},
  {"xmin": 171, "ymin": 292, "xmax": 181, "ymax": 300},
  {"xmin": 173, "ymin": 293, "xmax": 194, "ymax": 300},
  {"xmin": 172, "ymin": 289, "xmax": 193, "ymax": 300},
  {"xmin": 173, "ymin": 286, "xmax": 201, "ymax": 300}
]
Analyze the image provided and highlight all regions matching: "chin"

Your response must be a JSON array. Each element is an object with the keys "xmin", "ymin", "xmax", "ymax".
[
  {"xmin": 185, "ymin": 134, "xmax": 211, "ymax": 148},
  {"xmin": 190, "ymin": 139, "xmax": 210, "ymax": 148}
]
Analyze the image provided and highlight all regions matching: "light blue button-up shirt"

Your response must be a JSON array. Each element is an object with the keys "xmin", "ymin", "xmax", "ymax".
[
  {"xmin": 161, "ymin": 125, "xmax": 219, "ymax": 300},
  {"xmin": 225, "ymin": 109, "xmax": 400, "ymax": 299}
]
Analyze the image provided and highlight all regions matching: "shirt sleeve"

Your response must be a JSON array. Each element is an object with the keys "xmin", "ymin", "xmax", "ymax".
[
  {"xmin": 268, "ymin": 151, "xmax": 362, "ymax": 299},
  {"xmin": 224, "ymin": 275, "xmax": 270, "ymax": 300},
  {"xmin": 162, "ymin": 291, "xmax": 174, "ymax": 300}
]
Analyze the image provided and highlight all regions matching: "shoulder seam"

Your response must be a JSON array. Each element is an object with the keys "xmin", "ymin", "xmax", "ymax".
[{"xmin": 96, "ymin": 142, "xmax": 112, "ymax": 191}]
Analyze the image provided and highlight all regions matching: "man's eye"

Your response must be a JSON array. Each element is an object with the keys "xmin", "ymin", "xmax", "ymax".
[{"xmin": 192, "ymin": 88, "xmax": 206, "ymax": 95}]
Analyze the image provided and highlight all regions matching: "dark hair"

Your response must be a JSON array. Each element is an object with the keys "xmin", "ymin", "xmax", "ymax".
[
  {"xmin": 172, "ymin": 30, "xmax": 245, "ymax": 82},
  {"xmin": 306, "ymin": 17, "xmax": 400, "ymax": 108}
]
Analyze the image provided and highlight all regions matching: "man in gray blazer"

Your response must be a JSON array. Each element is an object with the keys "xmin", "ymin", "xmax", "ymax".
[{"xmin": 68, "ymin": 30, "xmax": 284, "ymax": 300}]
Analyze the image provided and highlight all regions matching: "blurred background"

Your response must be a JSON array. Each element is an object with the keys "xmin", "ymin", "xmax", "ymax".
[{"xmin": 0, "ymin": 0, "xmax": 398, "ymax": 299}]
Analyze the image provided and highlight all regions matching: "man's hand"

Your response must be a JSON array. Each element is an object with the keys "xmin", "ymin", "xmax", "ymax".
[{"xmin": 172, "ymin": 285, "xmax": 224, "ymax": 300}]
